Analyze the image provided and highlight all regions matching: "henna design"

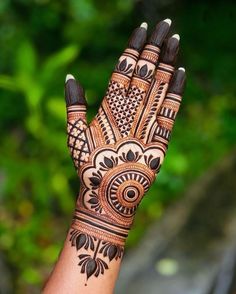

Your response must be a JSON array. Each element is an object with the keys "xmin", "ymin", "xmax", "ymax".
[
  {"xmin": 67, "ymin": 105, "xmax": 90, "ymax": 167},
  {"xmin": 64, "ymin": 20, "xmax": 186, "ymax": 281},
  {"xmin": 70, "ymin": 229, "xmax": 123, "ymax": 279}
]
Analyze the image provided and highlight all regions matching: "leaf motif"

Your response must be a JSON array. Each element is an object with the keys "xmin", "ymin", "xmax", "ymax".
[
  {"xmin": 150, "ymin": 157, "xmax": 160, "ymax": 170},
  {"xmin": 89, "ymin": 236, "xmax": 95, "ymax": 251},
  {"xmin": 99, "ymin": 258, "xmax": 109, "ymax": 269},
  {"xmin": 108, "ymin": 245, "xmax": 118, "ymax": 261},
  {"xmin": 126, "ymin": 63, "xmax": 132, "ymax": 71},
  {"xmin": 140, "ymin": 64, "xmax": 148, "ymax": 77},
  {"xmin": 127, "ymin": 150, "xmax": 135, "ymax": 161},
  {"xmin": 86, "ymin": 259, "xmax": 97, "ymax": 279},
  {"xmin": 104, "ymin": 156, "xmax": 114, "ymax": 168},
  {"xmin": 89, "ymin": 176, "xmax": 101, "ymax": 187},
  {"xmin": 119, "ymin": 58, "xmax": 127, "ymax": 71},
  {"xmin": 76, "ymin": 234, "xmax": 87, "ymax": 250},
  {"xmin": 88, "ymin": 198, "xmax": 99, "ymax": 204},
  {"xmin": 79, "ymin": 254, "xmax": 90, "ymax": 259}
]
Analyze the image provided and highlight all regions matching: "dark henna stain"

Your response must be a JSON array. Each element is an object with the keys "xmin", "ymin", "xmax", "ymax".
[
  {"xmin": 128, "ymin": 26, "xmax": 147, "ymax": 52},
  {"xmin": 65, "ymin": 78, "xmax": 87, "ymax": 106},
  {"xmin": 160, "ymin": 37, "xmax": 179, "ymax": 65},
  {"xmin": 149, "ymin": 20, "xmax": 170, "ymax": 47},
  {"xmin": 168, "ymin": 69, "xmax": 186, "ymax": 95}
]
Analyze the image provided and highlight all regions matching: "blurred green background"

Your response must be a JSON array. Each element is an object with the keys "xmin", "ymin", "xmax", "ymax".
[{"xmin": 0, "ymin": 0, "xmax": 235, "ymax": 292}]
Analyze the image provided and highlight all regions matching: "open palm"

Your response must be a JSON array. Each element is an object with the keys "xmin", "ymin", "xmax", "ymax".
[{"xmin": 64, "ymin": 19, "xmax": 186, "ymax": 279}]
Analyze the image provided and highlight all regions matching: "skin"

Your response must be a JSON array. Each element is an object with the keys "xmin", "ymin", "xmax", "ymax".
[{"xmin": 43, "ymin": 18, "xmax": 186, "ymax": 294}]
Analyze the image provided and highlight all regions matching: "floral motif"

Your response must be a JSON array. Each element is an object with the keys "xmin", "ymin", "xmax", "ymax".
[
  {"xmin": 70, "ymin": 229, "xmax": 123, "ymax": 279},
  {"xmin": 115, "ymin": 58, "xmax": 133, "ymax": 75},
  {"xmin": 135, "ymin": 64, "xmax": 153, "ymax": 80}
]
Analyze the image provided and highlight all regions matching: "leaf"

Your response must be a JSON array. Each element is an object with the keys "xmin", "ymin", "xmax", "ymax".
[
  {"xmin": 16, "ymin": 41, "xmax": 37, "ymax": 76},
  {"xmin": 119, "ymin": 58, "xmax": 127, "ymax": 71},
  {"xmin": 88, "ymin": 198, "xmax": 99, "ymax": 204},
  {"xmin": 79, "ymin": 254, "xmax": 90, "ymax": 259},
  {"xmin": 89, "ymin": 176, "xmax": 101, "ymax": 187},
  {"xmin": 127, "ymin": 150, "xmax": 135, "ymax": 161},
  {"xmin": 47, "ymin": 96, "xmax": 66, "ymax": 120},
  {"xmin": 108, "ymin": 245, "xmax": 117, "ymax": 261},
  {"xmin": 76, "ymin": 234, "xmax": 87, "ymax": 250},
  {"xmin": 150, "ymin": 157, "xmax": 160, "ymax": 170},
  {"xmin": 86, "ymin": 259, "xmax": 97, "ymax": 279},
  {"xmin": 0, "ymin": 75, "xmax": 17, "ymax": 91},
  {"xmin": 140, "ymin": 64, "xmax": 148, "ymax": 77},
  {"xmin": 104, "ymin": 156, "xmax": 113, "ymax": 168}
]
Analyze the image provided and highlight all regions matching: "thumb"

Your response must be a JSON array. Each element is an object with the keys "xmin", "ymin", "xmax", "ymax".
[
  {"xmin": 65, "ymin": 74, "xmax": 88, "ymax": 169},
  {"xmin": 65, "ymin": 74, "xmax": 87, "ymax": 125}
]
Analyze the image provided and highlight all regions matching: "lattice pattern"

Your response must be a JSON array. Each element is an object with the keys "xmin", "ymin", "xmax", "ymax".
[{"xmin": 67, "ymin": 118, "xmax": 90, "ymax": 167}]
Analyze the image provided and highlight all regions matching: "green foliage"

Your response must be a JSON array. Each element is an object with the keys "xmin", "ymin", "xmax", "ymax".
[{"xmin": 0, "ymin": 0, "xmax": 235, "ymax": 292}]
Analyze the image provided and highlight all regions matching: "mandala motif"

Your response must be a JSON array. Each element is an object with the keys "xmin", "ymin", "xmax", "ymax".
[{"xmin": 79, "ymin": 139, "xmax": 164, "ymax": 227}]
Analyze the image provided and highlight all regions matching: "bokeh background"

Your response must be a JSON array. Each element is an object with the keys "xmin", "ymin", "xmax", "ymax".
[{"xmin": 0, "ymin": 0, "xmax": 235, "ymax": 293}]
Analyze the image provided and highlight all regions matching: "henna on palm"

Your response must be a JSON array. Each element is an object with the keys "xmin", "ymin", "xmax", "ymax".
[{"xmin": 65, "ymin": 19, "xmax": 186, "ymax": 281}]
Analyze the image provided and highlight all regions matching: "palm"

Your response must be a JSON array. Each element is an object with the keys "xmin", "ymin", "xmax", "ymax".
[{"xmin": 64, "ymin": 19, "xmax": 185, "ymax": 279}]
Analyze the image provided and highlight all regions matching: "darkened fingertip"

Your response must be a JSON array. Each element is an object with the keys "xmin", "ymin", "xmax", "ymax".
[
  {"xmin": 168, "ymin": 68, "xmax": 186, "ymax": 95},
  {"xmin": 149, "ymin": 19, "xmax": 171, "ymax": 47},
  {"xmin": 65, "ymin": 77, "xmax": 86, "ymax": 107},
  {"xmin": 160, "ymin": 34, "xmax": 180, "ymax": 65},
  {"xmin": 128, "ymin": 26, "xmax": 147, "ymax": 52}
]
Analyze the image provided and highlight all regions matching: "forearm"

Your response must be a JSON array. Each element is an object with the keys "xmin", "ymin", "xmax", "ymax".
[{"xmin": 43, "ymin": 225, "xmax": 122, "ymax": 294}]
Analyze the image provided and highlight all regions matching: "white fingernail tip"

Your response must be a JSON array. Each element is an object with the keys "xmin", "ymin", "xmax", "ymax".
[
  {"xmin": 140, "ymin": 22, "xmax": 148, "ymax": 30},
  {"xmin": 163, "ymin": 18, "xmax": 172, "ymax": 26},
  {"xmin": 178, "ymin": 67, "xmax": 185, "ymax": 72},
  {"xmin": 66, "ymin": 74, "xmax": 75, "ymax": 83},
  {"xmin": 172, "ymin": 34, "xmax": 180, "ymax": 41}
]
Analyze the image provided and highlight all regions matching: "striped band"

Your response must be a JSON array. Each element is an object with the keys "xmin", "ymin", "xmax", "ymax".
[{"xmin": 71, "ymin": 208, "xmax": 130, "ymax": 245}]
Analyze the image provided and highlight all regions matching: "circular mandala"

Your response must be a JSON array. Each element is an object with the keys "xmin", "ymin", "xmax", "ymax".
[{"xmin": 99, "ymin": 163, "xmax": 155, "ymax": 225}]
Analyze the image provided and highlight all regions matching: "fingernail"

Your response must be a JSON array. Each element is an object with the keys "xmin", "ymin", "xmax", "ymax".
[
  {"xmin": 140, "ymin": 22, "xmax": 148, "ymax": 30},
  {"xmin": 178, "ymin": 67, "xmax": 185, "ymax": 72},
  {"xmin": 172, "ymin": 34, "xmax": 180, "ymax": 41},
  {"xmin": 66, "ymin": 74, "xmax": 75, "ymax": 83},
  {"xmin": 163, "ymin": 18, "xmax": 172, "ymax": 26}
]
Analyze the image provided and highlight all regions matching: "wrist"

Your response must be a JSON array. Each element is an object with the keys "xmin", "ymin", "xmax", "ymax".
[{"xmin": 71, "ymin": 206, "xmax": 129, "ymax": 246}]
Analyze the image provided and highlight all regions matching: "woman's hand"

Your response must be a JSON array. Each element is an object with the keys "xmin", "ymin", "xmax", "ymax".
[{"xmin": 64, "ymin": 19, "xmax": 186, "ymax": 280}]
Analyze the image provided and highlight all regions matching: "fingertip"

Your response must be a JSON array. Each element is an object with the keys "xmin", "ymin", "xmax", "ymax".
[
  {"xmin": 65, "ymin": 73, "xmax": 75, "ymax": 83},
  {"xmin": 65, "ymin": 78, "xmax": 86, "ymax": 107},
  {"xmin": 160, "ymin": 35, "xmax": 180, "ymax": 65},
  {"xmin": 140, "ymin": 22, "xmax": 148, "ymax": 30},
  {"xmin": 163, "ymin": 18, "xmax": 172, "ymax": 26},
  {"xmin": 171, "ymin": 34, "xmax": 180, "ymax": 41},
  {"xmin": 178, "ymin": 67, "xmax": 185, "ymax": 72},
  {"xmin": 149, "ymin": 19, "xmax": 171, "ymax": 47},
  {"xmin": 128, "ymin": 25, "xmax": 147, "ymax": 52},
  {"xmin": 168, "ymin": 69, "xmax": 186, "ymax": 95}
]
